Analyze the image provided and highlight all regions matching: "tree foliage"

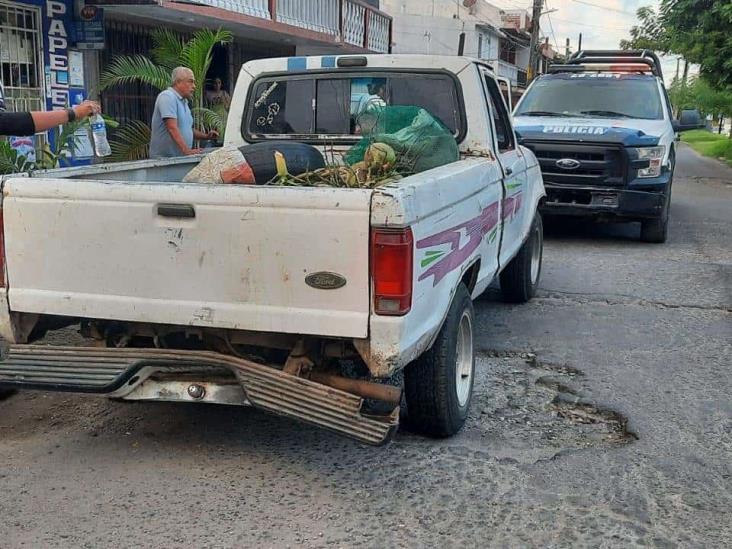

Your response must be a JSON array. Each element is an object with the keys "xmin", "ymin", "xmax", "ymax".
[
  {"xmin": 622, "ymin": 1, "xmax": 732, "ymax": 90},
  {"xmin": 661, "ymin": 0, "xmax": 732, "ymax": 89},
  {"xmin": 620, "ymin": 6, "xmax": 669, "ymax": 52},
  {"xmin": 669, "ymin": 77, "xmax": 732, "ymax": 136}
]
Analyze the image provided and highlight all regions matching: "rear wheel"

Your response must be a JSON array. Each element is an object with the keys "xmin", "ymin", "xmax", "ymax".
[
  {"xmin": 500, "ymin": 213, "xmax": 543, "ymax": 303},
  {"xmin": 404, "ymin": 283, "xmax": 475, "ymax": 437}
]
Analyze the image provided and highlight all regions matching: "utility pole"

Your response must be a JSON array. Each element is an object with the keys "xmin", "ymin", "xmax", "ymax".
[
  {"xmin": 528, "ymin": 0, "xmax": 543, "ymax": 82},
  {"xmin": 577, "ymin": 33, "xmax": 583, "ymax": 53},
  {"xmin": 675, "ymin": 57, "xmax": 681, "ymax": 81},
  {"xmin": 565, "ymin": 38, "xmax": 570, "ymax": 60}
]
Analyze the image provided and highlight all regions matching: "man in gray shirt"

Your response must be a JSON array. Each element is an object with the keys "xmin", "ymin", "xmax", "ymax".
[{"xmin": 149, "ymin": 67, "xmax": 218, "ymax": 158}]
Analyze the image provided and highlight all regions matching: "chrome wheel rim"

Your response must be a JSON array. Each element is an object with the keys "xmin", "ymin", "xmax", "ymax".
[
  {"xmin": 455, "ymin": 310, "xmax": 474, "ymax": 407},
  {"xmin": 530, "ymin": 226, "xmax": 542, "ymax": 285}
]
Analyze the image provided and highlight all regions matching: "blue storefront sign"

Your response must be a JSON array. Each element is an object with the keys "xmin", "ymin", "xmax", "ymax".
[
  {"xmin": 75, "ymin": 5, "xmax": 105, "ymax": 50},
  {"xmin": 13, "ymin": 0, "xmax": 92, "ymax": 165}
]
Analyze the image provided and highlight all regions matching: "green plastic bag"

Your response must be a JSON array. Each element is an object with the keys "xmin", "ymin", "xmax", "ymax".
[{"xmin": 345, "ymin": 106, "xmax": 459, "ymax": 175}]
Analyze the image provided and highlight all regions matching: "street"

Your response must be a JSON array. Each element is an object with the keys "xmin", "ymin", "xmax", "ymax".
[{"xmin": 0, "ymin": 144, "xmax": 730, "ymax": 547}]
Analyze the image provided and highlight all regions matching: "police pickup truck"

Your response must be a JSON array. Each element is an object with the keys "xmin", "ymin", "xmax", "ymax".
[{"xmin": 513, "ymin": 50, "xmax": 684, "ymax": 243}]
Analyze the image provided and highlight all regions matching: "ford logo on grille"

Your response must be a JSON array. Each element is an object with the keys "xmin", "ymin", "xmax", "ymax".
[{"xmin": 556, "ymin": 158, "xmax": 581, "ymax": 170}]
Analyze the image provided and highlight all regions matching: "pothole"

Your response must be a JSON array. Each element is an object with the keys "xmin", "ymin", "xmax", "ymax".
[{"xmin": 425, "ymin": 351, "xmax": 637, "ymax": 463}]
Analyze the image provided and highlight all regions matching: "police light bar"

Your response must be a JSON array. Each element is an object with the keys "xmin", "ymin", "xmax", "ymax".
[
  {"xmin": 552, "ymin": 49, "xmax": 664, "ymax": 80},
  {"xmin": 548, "ymin": 63, "xmax": 653, "ymax": 74}
]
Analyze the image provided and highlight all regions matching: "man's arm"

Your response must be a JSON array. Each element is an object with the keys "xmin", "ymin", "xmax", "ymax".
[
  {"xmin": 163, "ymin": 119, "xmax": 200, "ymax": 155},
  {"xmin": 0, "ymin": 101, "xmax": 100, "ymax": 136},
  {"xmin": 193, "ymin": 128, "xmax": 219, "ymax": 141},
  {"xmin": 30, "ymin": 101, "xmax": 101, "ymax": 132}
]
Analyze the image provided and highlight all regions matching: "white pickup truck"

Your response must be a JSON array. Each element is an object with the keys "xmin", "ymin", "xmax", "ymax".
[{"xmin": 0, "ymin": 55, "xmax": 544, "ymax": 445}]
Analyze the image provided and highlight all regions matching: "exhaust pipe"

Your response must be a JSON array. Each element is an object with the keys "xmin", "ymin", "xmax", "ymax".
[{"xmin": 309, "ymin": 372, "xmax": 401, "ymax": 407}]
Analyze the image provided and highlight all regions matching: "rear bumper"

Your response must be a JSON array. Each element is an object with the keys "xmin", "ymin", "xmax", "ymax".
[
  {"xmin": 0, "ymin": 345, "xmax": 399, "ymax": 445},
  {"xmin": 540, "ymin": 180, "xmax": 669, "ymax": 220}
]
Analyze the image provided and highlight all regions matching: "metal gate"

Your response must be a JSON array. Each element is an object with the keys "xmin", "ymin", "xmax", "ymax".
[
  {"xmin": 0, "ymin": 1, "xmax": 44, "ymax": 113},
  {"xmin": 100, "ymin": 21, "xmax": 160, "ymax": 125}
]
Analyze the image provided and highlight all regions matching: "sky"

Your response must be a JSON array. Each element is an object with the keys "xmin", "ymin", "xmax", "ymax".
[{"xmin": 486, "ymin": 0, "xmax": 690, "ymax": 83}]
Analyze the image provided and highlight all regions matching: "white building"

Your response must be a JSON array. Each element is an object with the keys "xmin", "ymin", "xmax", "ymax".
[{"xmin": 381, "ymin": 0, "xmax": 553, "ymax": 95}]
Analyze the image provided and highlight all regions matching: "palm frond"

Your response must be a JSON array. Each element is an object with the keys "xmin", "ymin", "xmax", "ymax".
[
  {"xmin": 151, "ymin": 29, "xmax": 185, "ymax": 70},
  {"xmin": 0, "ymin": 141, "xmax": 34, "ymax": 174},
  {"xmin": 102, "ymin": 115, "xmax": 120, "ymax": 129},
  {"xmin": 180, "ymin": 29, "xmax": 233, "ymax": 108},
  {"xmin": 100, "ymin": 55, "xmax": 170, "ymax": 91},
  {"xmin": 108, "ymin": 121, "xmax": 151, "ymax": 162},
  {"xmin": 33, "ymin": 143, "xmax": 56, "ymax": 170},
  {"xmin": 193, "ymin": 106, "xmax": 227, "ymax": 134}
]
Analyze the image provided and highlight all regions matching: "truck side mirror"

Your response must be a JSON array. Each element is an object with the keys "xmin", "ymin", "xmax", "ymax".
[{"xmin": 672, "ymin": 120, "xmax": 681, "ymax": 133}]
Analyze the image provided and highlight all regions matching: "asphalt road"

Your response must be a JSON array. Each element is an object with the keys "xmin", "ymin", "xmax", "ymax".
[{"xmin": 1, "ymin": 143, "xmax": 730, "ymax": 547}]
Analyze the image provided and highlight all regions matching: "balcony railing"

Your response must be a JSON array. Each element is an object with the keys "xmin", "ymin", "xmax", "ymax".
[
  {"xmin": 486, "ymin": 59, "xmax": 528, "ymax": 88},
  {"xmin": 194, "ymin": 0, "xmax": 391, "ymax": 52},
  {"xmin": 517, "ymin": 68, "xmax": 528, "ymax": 87}
]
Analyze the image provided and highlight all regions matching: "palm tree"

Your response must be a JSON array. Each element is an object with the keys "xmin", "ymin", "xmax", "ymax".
[{"xmin": 100, "ymin": 28, "xmax": 233, "ymax": 161}]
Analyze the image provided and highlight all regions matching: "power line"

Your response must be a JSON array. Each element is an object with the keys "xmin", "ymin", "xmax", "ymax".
[
  {"xmin": 570, "ymin": 0, "xmax": 638, "ymax": 17},
  {"xmin": 549, "ymin": 16, "xmax": 630, "ymax": 31},
  {"xmin": 490, "ymin": 0, "xmax": 534, "ymax": 9},
  {"xmin": 545, "ymin": 14, "xmax": 559, "ymax": 51},
  {"xmin": 543, "ymin": 0, "xmax": 559, "ymax": 51}
]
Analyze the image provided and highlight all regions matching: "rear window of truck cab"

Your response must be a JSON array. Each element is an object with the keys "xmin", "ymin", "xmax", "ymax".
[
  {"xmin": 515, "ymin": 73, "xmax": 665, "ymax": 121},
  {"xmin": 244, "ymin": 72, "xmax": 465, "ymax": 141}
]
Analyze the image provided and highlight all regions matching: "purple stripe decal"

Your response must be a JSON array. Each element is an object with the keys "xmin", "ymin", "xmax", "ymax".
[{"xmin": 416, "ymin": 192, "xmax": 524, "ymax": 287}]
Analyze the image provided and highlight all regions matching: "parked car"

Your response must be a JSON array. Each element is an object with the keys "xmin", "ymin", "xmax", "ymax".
[
  {"xmin": 513, "ymin": 50, "xmax": 688, "ymax": 243},
  {"xmin": 678, "ymin": 109, "xmax": 706, "ymax": 131},
  {"xmin": 0, "ymin": 55, "xmax": 545, "ymax": 445}
]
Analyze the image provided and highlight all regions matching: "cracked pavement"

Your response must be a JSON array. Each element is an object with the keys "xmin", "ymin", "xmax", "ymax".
[{"xmin": 0, "ymin": 144, "xmax": 730, "ymax": 547}]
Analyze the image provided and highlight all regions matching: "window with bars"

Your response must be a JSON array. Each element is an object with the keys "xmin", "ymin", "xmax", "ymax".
[{"xmin": 0, "ymin": 1, "xmax": 44, "ymax": 113}]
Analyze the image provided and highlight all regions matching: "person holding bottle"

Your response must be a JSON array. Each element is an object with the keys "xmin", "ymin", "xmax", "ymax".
[{"xmin": 0, "ymin": 98, "xmax": 101, "ymax": 137}]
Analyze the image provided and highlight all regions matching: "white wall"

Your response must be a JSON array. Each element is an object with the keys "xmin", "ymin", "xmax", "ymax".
[
  {"xmin": 477, "ymin": 29, "xmax": 500, "ymax": 60},
  {"xmin": 381, "ymin": 0, "xmax": 505, "ymax": 59},
  {"xmin": 386, "ymin": 13, "xmax": 470, "ymax": 55},
  {"xmin": 515, "ymin": 45, "xmax": 530, "ymax": 69}
]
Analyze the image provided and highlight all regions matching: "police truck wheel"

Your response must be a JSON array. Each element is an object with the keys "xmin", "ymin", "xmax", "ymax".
[
  {"xmin": 500, "ymin": 213, "xmax": 543, "ymax": 303},
  {"xmin": 640, "ymin": 190, "xmax": 670, "ymax": 243},
  {"xmin": 404, "ymin": 283, "xmax": 475, "ymax": 437},
  {"xmin": 641, "ymin": 153, "xmax": 674, "ymax": 244}
]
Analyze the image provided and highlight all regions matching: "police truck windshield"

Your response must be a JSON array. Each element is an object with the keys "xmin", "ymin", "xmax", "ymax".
[{"xmin": 515, "ymin": 74, "xmax": 664, "ymax": 120}]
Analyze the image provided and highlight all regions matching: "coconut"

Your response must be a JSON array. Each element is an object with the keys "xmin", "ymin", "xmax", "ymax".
[{"xmin": 364, "ymin": 143, "xmax": 397, "ymax": 170}]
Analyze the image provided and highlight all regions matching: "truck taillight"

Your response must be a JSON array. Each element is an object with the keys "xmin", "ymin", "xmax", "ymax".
[
  {"xmin": 371, "ymin": 227, "xmax": 413, "ymax": 316},
  {"xmin": 0, "ymin": 208, "xmax": 5, "ymax": 288}
]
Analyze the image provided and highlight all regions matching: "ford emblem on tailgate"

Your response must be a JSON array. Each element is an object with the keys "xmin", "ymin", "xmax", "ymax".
[
  {"xmin": 306, "ymin": 272, "xmax": 347, "ymax": 290},
  {"xmin": 556, "ymin": 158, "xmax": 581, "ymax": 170}
]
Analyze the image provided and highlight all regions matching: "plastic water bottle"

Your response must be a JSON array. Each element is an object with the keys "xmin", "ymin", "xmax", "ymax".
[{"xmin": 91, "ymin": 114, "xmax": 111, "ymax": 157}]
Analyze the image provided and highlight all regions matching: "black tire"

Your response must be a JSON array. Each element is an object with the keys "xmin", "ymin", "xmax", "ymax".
[
  {"xmin": 500, "ymin": 213, "xmax": 543, "ymax": 303},
  {"xmin": 640, "ymin": 201, "xmax": 669, "ymax": 243},
  {"xmin": 404, "ymin": 283, "xmax": 475, "ymax": 437},
  {"xmin": 640, "ymin": 154, "xmax": 674, "ymax": 244},
  {"xmin": 238, "ymin": 142, "xmax": 325, "ymax": 184},
  {"xmin": 0, "ymin": 388, "xmax": 17, "ymax": 401}
]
